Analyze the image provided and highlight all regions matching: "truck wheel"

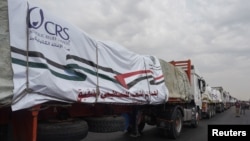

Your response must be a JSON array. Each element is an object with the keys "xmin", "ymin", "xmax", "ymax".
[
  {"xmin": 213, "ymin": 107, "xmax": 216, "ymax": 116},
  {"xmin": 167, "ymin": 109, "xmax": 183, "ymax": 139},
  {"xmin": 207, "ymin": 110, "xmax": 212, "ymax": 119},
  {"xmin": 191, "ymin": 110, "xmax": 200, "ymax": 128},
  {"xmin": 84, "ymin": 116, "xmax": 125, "ymax": 133},
  {"xmin": 210, "ymin": 110, "xmax": 213, "ymax": 118},
  {"xmin": 37, "ymin": 119, "xmax": 88, "ymax": 141}
]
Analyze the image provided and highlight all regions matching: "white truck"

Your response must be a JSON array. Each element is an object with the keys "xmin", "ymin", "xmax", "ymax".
[
  {"xmin": 0, "ymin": 0, "xmax": 206, "ymax": 140},
  {"xmin": 201, "ymin": 85, "xmax": 216, "ymax": 119},
  {"xmin": 156, "ymin": 59, "xmax": 206, "ymax": 139},
  {"xmin": 223, "ymin": 91, "xmax": 232, "ymax": 110},
  {"xmin": 212, "ymin": 86, "xmax": 225, "ymax": 113}
]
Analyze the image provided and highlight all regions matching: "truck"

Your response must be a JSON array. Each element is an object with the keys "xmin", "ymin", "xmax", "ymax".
[
  {"xmin": 212, "ymin": 86, "xmax": 225, "ymax": 113},
  {"xmin": 201, "ymin": 85, "xmax": 216, "ymax": 119},
  {"xmin": 0, "ymin": 0, "xmax": 206, "ymax": 141},
  {"xmin": 167, "ymin": 60, "xmax": 206, "ymax": 122},
  {"xmin": 223, "ymin": 91, "xmax": 232, "ymax": 110},
  {"xmin": 155, "ymin": 59, "xmax": 206, "ymax": 138}
]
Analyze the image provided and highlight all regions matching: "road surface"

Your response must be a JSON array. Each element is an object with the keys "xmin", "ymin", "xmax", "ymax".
[{"xmin": 82, "ymin": 106, "xmax": 250, "ymax": 141}]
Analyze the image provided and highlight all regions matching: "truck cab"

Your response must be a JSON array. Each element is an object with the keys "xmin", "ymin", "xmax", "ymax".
[
  {"xmin": 170, "ymin": 60, "xmax": 206, "ymax": 115},
  {"xmin": 190, "ymin": 65, "xmax": 206, "ymax": 111}
]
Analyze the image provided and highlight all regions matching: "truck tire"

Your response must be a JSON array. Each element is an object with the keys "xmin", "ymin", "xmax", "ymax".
[
  {"xmin": 84, "ymin": 116, "xmax": 125, "ymax": 133},
  {"xmin": 212, "ymin": 107, "xmax": 216, "ymax": 116},
  {"xmin": 207, "ymin": 109, "xmax": 212, "ymax": 119},
  {"xmin": 209, "ymin": 110, "xmax": 212, "ymax": 119},
  {"xmin": 167, "ymin": 109, "xmax": 183, "ymax": 139},
  {"xmin": 191, "ymin": 109, "xmax": 200, "ymax": 128},
  {"xmin": 37, "ymin": 119, "xmax": 88, "ymax": 141}
]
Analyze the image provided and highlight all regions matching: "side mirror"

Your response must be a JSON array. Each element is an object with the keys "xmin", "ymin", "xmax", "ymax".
[{"xmin": 198, "ymin": 78, "xmax": 206, "ymax": 94}]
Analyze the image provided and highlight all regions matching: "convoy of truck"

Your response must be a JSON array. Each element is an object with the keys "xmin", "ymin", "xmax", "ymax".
[
  {"xmin": 0, "ymin": 0, "xmax": 238, "ymax": 141},
  {"xmin": 201, "ymin": 85, "xmax": 236, "ymax": 119}
]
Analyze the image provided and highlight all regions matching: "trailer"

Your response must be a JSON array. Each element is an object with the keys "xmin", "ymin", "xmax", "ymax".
[
  {"xmin": 223, "ymin": 91, "xmax": 232, "ymax": 110},
  {"xmin": 201, "ymin": 85, "xmax": 216, "ymax": 119},
  {"xmin": 0, "ymin": 0, "xmax": 206, "ymax": 140},
  {"xmin": 212, "ymin": 86, "xmax": 225, "ymax": 113}
]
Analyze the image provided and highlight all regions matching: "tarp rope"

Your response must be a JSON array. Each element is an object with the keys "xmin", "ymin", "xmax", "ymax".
[
  {"xmin": 12, "ymin": 2, "xmax": 32, "ymax": 105},
  {"xmin": 143, "ymin": 57, "xmax": 151, "ymax": 103},
  {"xmin": 95, "ymin": 42, "xmax": 100, "ymax": 103}
]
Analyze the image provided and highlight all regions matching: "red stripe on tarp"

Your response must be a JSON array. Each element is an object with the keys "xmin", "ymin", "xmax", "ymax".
[{"xmin": 115, "ymin": 70, "xmax": 153, "ymax": 88}]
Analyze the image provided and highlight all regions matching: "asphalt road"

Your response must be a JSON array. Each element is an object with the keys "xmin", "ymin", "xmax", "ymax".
[{"xmin": 83, "ymin": 106, "xmax": 250, "ymax": 141}]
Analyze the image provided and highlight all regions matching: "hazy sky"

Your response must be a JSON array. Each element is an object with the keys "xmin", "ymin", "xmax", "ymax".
[{"xmin": 34, "ymin": 0, "xmax": 250, "ymax": 101}]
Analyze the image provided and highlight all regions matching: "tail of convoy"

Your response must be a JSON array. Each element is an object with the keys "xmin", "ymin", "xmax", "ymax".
[
  {"xmin": 212, "ymin": 86, "xmax": 225, "ymax": 112},
  {"xmin": 201, "ymin": 85, "xmax": 234, "ymax": 119},
  {"xmin": 212, "ymin": 86, "xmax": 233, "ymax": 112},
  {"xmin": 0, "ymin": 0, "xmax": 234, "ymax": 141}
]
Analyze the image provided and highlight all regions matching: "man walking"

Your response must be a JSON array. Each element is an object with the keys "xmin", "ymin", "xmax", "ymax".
[
  {"xmin": 235, "ymin": 101, "xmax": 240, "ymax": 117},
  {"xmin": 240, "ymin": 101, "xmax": 246, "ymax": 115}
]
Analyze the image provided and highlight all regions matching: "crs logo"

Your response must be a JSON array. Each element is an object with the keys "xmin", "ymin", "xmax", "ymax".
[{"xmin": 28, "ymin": 7, "xmax": 69, "ymax": 40}]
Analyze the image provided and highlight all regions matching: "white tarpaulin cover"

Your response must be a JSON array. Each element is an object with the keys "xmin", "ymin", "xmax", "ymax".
[
  {"xmin": 202, "ymin": 85, "xmax": 213, "ymax": 103},
  {"xmin": 7, "ymin": 0, "xmax": 169, "ymax": 111},
  {"xmin": 159, "ymin": 59, "xmax": 192, "ymax": 102},
  {"xmin": 211, "ymin": 89, "xmax": 222, "ymax": 103}
]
